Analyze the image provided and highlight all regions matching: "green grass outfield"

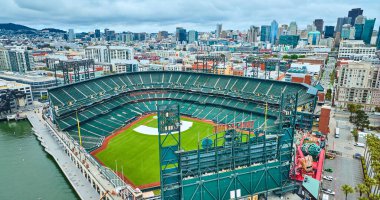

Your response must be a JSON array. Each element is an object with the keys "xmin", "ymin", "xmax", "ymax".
[{"xmin": 94, "ymin": 115, "xmax": 215, "ymax": 187}]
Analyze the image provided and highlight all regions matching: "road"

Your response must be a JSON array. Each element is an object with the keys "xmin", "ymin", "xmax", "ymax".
[
  {"xmin": 334, "ymin": 110, "xmax": 380, "ymax": 127},
  {"xmin": 321, "ymin": 107, "xmax": 365, "ymax": 200},
  {"xmin": 320, "ymin": 58, "xmax": 336, "ymax": 91}
]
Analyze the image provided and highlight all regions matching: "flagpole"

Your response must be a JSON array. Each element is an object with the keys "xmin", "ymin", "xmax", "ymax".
[{"xmin": 76, "ymin": 111, "xmax": 82, "ymax": 146}]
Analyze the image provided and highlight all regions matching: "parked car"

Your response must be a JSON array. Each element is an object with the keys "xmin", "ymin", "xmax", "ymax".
[
  {"xmin": 324, "ymin": 168, "xmax": 333, "ymax": 173},
  {"xmin": 354, "ymin": 143, "xmax": 365, "ymax": 148},
  {"xmin": 353, "ymin": 153, "xmax": 362, "ymax": 159},
  {"xmin": 322, "ymin": 188, "xmax": 335, "ymax": 195},
  {"xmin": 323, "ymin": 175, "xmax": 333, "ymax": 181}
]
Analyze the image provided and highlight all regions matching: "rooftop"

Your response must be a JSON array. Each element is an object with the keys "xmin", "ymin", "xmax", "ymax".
[
  {"xmin": 0, "ymin": 79, "xmax": 30, "ymax": 90},
  {"xmin": 0, "ymin": 72, "xmax": 56, "ymax": 83}
]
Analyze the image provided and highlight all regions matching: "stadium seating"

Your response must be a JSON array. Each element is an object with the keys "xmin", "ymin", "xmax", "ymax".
[{"xmin": 49, "ymin": 71, "xmax": 316, "ymax": 151}]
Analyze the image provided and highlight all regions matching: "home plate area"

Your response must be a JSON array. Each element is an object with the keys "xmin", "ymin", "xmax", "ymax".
[{"xmin": 134, "ymin": 120, "xmax": 193, "ymax": 135}]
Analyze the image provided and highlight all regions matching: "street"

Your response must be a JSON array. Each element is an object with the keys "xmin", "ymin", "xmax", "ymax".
[{"xmin": 322, "ymin": 108, "xmax": 365, "ymax": 199}]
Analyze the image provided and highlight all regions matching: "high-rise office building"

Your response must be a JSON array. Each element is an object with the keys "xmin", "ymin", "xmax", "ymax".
[
  {"xmin": 324, "ymin": 26, "xmax": 335, "ymax": 38},
  {"xmin": 341, "ymin": 24, "xmax": 351, "ymax": 39},
  {"xmin": 216, "ymin": 24, "xmax": 222, "ymax": 38},
  {"xmin": 348, "ymin": 8, "xmax": 363, "ymax": 26},
  {"xmin": 270, "ymin": 20, "xmax": 278, "ymax": 44},
  {"xmin": 336, "ymin": 17, "xmax": 352, "ymax": 33},
  {"xmin": 376, "ymin": 26, "xmax": 380, "ymax": 50},
  {"xmin": 260, "ymin": 25, "xmax": 271, "ymax": 42},
  {"xmin": 362, "ymin": 18, "xmax": 376, "ymax": 44},
  {"xmin": 355, "ymin": 15, "xmax": 366, "ymax": 25},
  {"xmin": 288, "ymin": 22, "xmax": 297, "ymax": 35},
  {"xmin": 187, "ymin": 30, "xmax": 198, "ymax": 43},
  {"xmin": 95, "ymin": 29, "xmax": 100, "ymax": 38},
  {"xmin": 354, "ymin": 24, "xmax": 364, "ymax": 40},
  {"xmin": 247, "ymin": 26, "xmax": 260, "ymax": 43},
  {"xmin": 176, "ymin": 27, "xmax": 187, "ymax": 43},
  {"xmin": 157, "ymin": 31, "xmax": 169, "ymax": 41},
  {"xmin": 279, "ymin": 35, "xmax": 300, "ymax": 47},
  {"xmin": 308, "ymin": 31, "xmax": 321, "ymax": 45},
  {"xmin": 68, "ymin": 29, "xmax": 75, "ymax": 42},
  {"xmin": 314, "ymin": 19, "xmax": 324, "ymax": 33}
]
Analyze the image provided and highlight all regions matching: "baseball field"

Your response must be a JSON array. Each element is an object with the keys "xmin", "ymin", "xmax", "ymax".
[{"xmin": 92, "ymin": 114, "xmax": 215, "ymax": 188}]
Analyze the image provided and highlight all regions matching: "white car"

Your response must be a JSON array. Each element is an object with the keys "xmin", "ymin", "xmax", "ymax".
[
  {"xmin": 323, "ymin": 175, "xmax": 333, "ymax": 181},
  {"xmin": 322, "ymin": 188, "xmax": 335, "ymax": 195},
  {"xmin": 354, "ymin": 143, "xmax": 365, "ymax": 147}
]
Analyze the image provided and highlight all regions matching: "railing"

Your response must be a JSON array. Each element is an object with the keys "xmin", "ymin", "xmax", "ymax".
[{"xmin": 44, "ymin": 116, "xmax": 142, "ymax": 199}]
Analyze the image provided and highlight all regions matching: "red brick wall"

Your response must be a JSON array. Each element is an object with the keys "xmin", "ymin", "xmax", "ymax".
[
  {"xmin": 319, "ymin": 107, "xmax": 331, "ymax": 134},
  {"xmin": 291, "ymin": 76, "xmax": 304, "ymax": 83},
  {"xmin": 318, "ymin": 93, "xmax": 325, "ymax": 102}
]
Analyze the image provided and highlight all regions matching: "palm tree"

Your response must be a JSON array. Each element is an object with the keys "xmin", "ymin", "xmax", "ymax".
[
  {"xmin": 369, "ymin": 193, "xmax": 380, "ymax": 200},
  {"xmin": 356, "ymin": 183, "xmax": 370, "ymax": 197},
  {"xmin": 365, "ymin": 177, "xmax": 377, "ymax": 196},
  {"xmin": 341, "ymin": 184, "xmax": 355, "ymax": 200}
]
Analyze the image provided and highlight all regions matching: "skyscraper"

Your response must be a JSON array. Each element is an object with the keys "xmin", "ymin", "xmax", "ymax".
[
  {"xmin": 260, "ymin": 25, "xmax": 271, "ymax": 42},
  {"xmin": 376, "ymin": 26, "xmax": 380, "ymax": 50},
  {"xmin": 348, "ymin": 8, "xmax": 363, "ymax": 26},
  {"xmin": 324, "ymin": 26, "xmax": 335, "ymax": 38},
  {"xmin": 68, "ymin": 29, "xmax": 75, "ymax": 42},
  {"xmin": 288, "ymin": 22, "xmax": 297, "ymax": 35},
  {"xmin": 279, "ymin": 35, "xmax": 299, "ymax": 47},
  {"xmin": 270, "ymin": 20, "xmax": 278, "ymax": 44},
  {"xmin": 95, "ymin": 29, "xmax": 101, "ymax": 38},
  {"xmin": 247, "ymin": 26, "xmax": 260, "ymax": 43},
  {"xmin": 157, "ymin": 31, "xmax": 169, "ymax": 41},
  {"xmin": 362, "ymin": 18, "xmax": 376, "ymax": 44},
  {"xmin": 314, "ymin": 19, "xmax": 324, "ymax": 33},
  {"xmin": 187, "ymin": 30, "xmax": 198, "ymax": 43},
  {"xmin": 354, "ymin": 24, "xmax": 364, "ymax": 40},
  {"xmin": 308, "ymin": 31, "xmax": 321, "ymax": 45},
  {"xmin": 341, "ymin": 24, "xmax": 351, "ymax": 39},
  {"xmin": 176, "ymin": 27, "xmax": 187, "ymax": 43},
  {"xmin": 355, "ymin": 15, "xmax": 366, "ymax": 25},
  {"xmin": 336, "ymin": 17, "xmax": 352, "ymax": 33},
  {"xmin": 216, "ymin": 24, "xmax": 222, "ymax": 38}
]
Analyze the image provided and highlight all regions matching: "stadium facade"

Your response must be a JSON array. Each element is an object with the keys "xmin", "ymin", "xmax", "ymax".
[{"xmin": 48, "ymin": 71, "xmax": 318, "ymax": 199}]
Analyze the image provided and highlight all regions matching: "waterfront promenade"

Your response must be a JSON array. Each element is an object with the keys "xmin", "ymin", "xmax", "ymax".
[{"xmin": 27, "ymin": 111, "xmax": 100, "ymax": 200}]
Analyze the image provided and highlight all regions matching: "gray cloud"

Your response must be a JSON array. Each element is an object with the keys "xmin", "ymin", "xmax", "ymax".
[{"xmin": 0, "ymin": 0, "xmax": 379, "ymax": 32}]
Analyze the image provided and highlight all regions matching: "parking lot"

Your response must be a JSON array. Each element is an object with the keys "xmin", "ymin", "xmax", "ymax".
[{"xmin": 322, "ymin": 108, "xmax": 365, "ymax": 199}]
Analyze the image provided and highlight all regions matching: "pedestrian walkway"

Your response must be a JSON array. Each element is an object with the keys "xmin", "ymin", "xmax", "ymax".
[{"xmin": 27, "ymin": 112, "xmax": 100, "ymax": 200}]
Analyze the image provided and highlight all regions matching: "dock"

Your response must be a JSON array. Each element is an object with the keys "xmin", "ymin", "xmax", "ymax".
[{"xmin": 27, "ymin": 112, "xmax": 100, "ymax": 200}]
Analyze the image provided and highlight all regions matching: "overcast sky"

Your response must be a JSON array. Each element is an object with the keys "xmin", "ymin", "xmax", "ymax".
[{"xmin": 0, "ymin": 0, "xmax": 379, "ymax": 33}]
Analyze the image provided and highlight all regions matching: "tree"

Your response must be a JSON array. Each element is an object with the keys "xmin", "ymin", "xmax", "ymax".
[
  {"xmin": 326, "ymin": 89, "xmax": 332, "ymax": 101},
  {"xmin": 330, "ymin": 70, "xmax": 336, "ymax": 85},
  {"xmin": 356, "ymin": 183, "xmax": 370, "ymax": 197},
  {"xmin": 375, "ymin": 107, "xmax": 380, "ymax": 112},
  {"xmin": 369, "ymin": 193, "xmax": 380, "ymax": 200},
  {"xmin": 351, "ymin": 110, "xmax": 370, "ymax": 130},
  {"xmin": 352, "ymin": 129, "xmax": 359, "ymax": 142},
  {"xmin": 282, "ymin": 55, "xmax": 289, "ymax": 59},
  {"xmin": 358, "ymin": 197, "xmax": 369, "ymax": 200},
  {"xmin": 365, "ymin": 177, "xmax": 377, "ymax": 196},
  {"xmin": 348, "ymin": 104, "xmax": 356, "ymax": 116},
  {"xmin": 341, "ymin": 184, "xmax": 355, "ymax": 200},
  {"xmin": 290, "ymin": 54, "xmax": 298, "ymax": 59}
]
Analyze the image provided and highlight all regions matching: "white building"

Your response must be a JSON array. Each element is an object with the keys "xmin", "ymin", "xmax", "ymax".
[
  {"xmin": 0, "ymin": 79, "xmax": 33, "ymax": 109},
  {"xmin": 335, "ymin": 61, "xmax": 380, "ymax": 111},
  {"xmin": 338, "ymin": 40, "xmax": 377, "ymax": 60},
  {"xmin": 84, "ymin": 46, "xmax": 137, "ymax": 73},
  {"xmin": 0, "ymin": 47, "xmax": 34, "ymax": 73},
  {"xmin": 85, "ymin": 46, "xmax": 134, "ymax": 63}
]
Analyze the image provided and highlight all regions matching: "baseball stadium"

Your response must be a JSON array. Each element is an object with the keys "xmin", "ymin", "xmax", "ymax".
[{"xmin": 48, "ymin": 71, "xmax": 317, "ymax": 199}]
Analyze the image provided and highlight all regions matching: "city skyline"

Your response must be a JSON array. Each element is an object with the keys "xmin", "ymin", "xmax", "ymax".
[{"xmin": 0, "ymin": 0, "xmax": 379, "ymax": 32}]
